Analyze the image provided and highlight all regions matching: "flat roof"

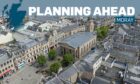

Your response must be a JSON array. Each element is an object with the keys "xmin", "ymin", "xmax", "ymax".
[
  {"xmin": 0, "ymin": 49, "xmax": 10, "ymax": 64},
  {"xmin": 83, "ymin": 49, "xmax": 102, "ymax": 65},
  {"xmin": 18, "ymin": 39, "xmax": 38, "ymax": 49},
  {"xmin": 111, "ymin": 49, "xmax": 137, "ymax": 59},
  {"xmin": 59, "ymin": 24, "xmax": 81, "ymax": 33},
  {"xmin": 60, "ymin": 32, "xmax": 96, "ymax": 48},
  {"xmin": 13, "ymin": 32, "xmax": 29, "ymax": 42},
  {"xmin": 75, "ymin": 49, "xmax": 102, "ymax": 72}
]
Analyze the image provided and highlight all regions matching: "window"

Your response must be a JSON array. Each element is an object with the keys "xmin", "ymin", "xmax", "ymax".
[
  {"xmin": 4, "ymin": 63, "xmax": 6, "ymax": 65},
  {"xmin": 11, "ymin": 65, "xmax": 13, "ymax": 67},
  {"xmin": 7, "ymin": 61, "xmax": 9, "ymax": 64},
  {"xmin": 34, "ymin": 56, "xmax": 37, "ymax": 59},
  {"xmin": 1, "ymin": 64, "xmax": 3, "ymax": 67},
  {"xmin": 28, "ymin": 60, "xmax": 30, "ymax": 63}
]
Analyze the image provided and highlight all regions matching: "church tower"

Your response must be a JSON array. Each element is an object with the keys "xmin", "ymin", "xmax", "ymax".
[{"xmin": 86, "ymin": 17, "xmax": 95, "ymax": 32}]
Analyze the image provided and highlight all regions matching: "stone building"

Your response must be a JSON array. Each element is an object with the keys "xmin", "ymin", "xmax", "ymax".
[
  {"xmin": 14, "ymin": 39, "xmax": 48, "ymax": 68},
  {"xmin": 124, "ymin": 64, "xmax": 140, "ymax": 84},
  {"xmin": 0, "ymin": 31, "xmax": 13, "ymax": 45},
  {"xmin": 11, "ymin": 24, "xmax": 85, "ymax": 71},
  {"xmin": 0, "ymin": 19, "xmax": 87, "ymax": 80},
  {"xmin": 45, "ymin": 30, "xmax": 64, "ymax": 50},
  {"xmin": 46, "ymin": 49, "xmax": 103, "ymax": 84},
  {"xmin": 95, "ymin": 17, "xmax": 114, "ymax": 28},
  {"xmin": 46, "ymin": 24, "xmax": 85, "ymax": 50},
  {"xmin": 0, "ymin": 49, "xmax": 16, "ymax": 79},
  {"xmin": 59, "ymin": 24, "xmax": 85, "ymax": 38},
  {"xmin": 136, "ymin": 16, "xmax": 140, "ymax": 26},
  {"xmin": 86, "ymin": 18, "xmax": 95, "ymax": 32},
  {"xmin": 59, "ymin": 32, "xmax": 96, "ymax": 59}
]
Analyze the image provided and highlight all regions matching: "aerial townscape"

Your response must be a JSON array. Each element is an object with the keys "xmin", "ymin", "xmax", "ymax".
[{"xmin": 0, "ymin": 15, "xmax": 140, "ymax": 84}]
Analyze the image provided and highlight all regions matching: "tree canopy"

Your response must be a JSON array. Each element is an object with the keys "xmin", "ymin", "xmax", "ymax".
[
  {"xmin": 96, "ymin": 26, "xmax": 109, "ymax": 40},
  {"xmin": 37, "ymin": 54, "xmax": 47, "ymax": 66},
  {"xmin": 48, "ymin": 49, "xmax": 57, "ymax": 60},
  {"xmin": 62, "ymin": 53, "xmax": 74, "ymax": 67},
  {"xmin": 50, "ymin": 62, "xmax": 61, "ymax": 73}
]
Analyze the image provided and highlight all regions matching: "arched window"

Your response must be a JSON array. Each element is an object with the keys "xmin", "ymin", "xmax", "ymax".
[{"xmin": 28, "ymin": 60, "xmax": 30, "ymax": 63}]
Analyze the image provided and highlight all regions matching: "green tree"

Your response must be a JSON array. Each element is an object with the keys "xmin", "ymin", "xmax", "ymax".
[
  {"xmin": 96, "ymin": 26, "xmax": 109, "ymax": 40},
  {"xmin": 37, "ymin": 55, "xmax": 47, "ymax": 66},
  {"xmin": 62, "ymin": 53, "xmax": 74, "ymax": 67},
  {"xmin": 50, "ymin": 62, "xmax": 61, "ymax": 73},
  {"xmin": 48, "ymin": 49, "xmax": 57, "ymax": 60}
]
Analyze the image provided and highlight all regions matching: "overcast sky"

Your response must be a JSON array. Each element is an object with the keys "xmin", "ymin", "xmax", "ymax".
[{"xmin": 0, "ymin": 0, "xmax": 139, "ymax": 16}]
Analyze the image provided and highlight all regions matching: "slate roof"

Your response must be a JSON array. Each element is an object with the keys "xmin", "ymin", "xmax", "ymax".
[
  {"xmin": 45, "ymin": 77, "xmax": 63, "ymax": 84},
  {"xmin": 0, "ymin": 49, "xmax": 10, "ymax": 64},
  {"xmin": 91, "ymin": 76, "xmax": 110, "ymax": 84},
  {"xmin": 59, "ymin": 24, "xmax": 80, "ymax": 33},
  {"xmin": 58, "ymin": 65, "xmax": 78, "ymax": 80},
  {"xmin": 18, "ymin": 39, "xmax": 38, "ymax": 49},
  {"xmin": 60, "ymin": 32, "xmax": 96, "ymax": 48}
]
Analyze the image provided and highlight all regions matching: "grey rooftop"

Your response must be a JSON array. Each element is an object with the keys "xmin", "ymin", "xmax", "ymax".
[
  {"xmin": 45, "ymin": 76, "xmax": 63, "ymax": 84},
  {"xmin": 0, "ymin": 49, "xmax": 11, "ymax": 64},
  {"xmin": 46, "ymin": 49, "xmax": 102, "ymax": 84},
  {"xmin": 60, "ymin": 32, "xmax": 96, "ymax": 48},
  {"xmin": 58, "ymin": 65, "xmax": 78, "ymax": 80},
  {"xmin": 59, "ymin": 24, "xmax": 81, "ymax": 33},
  {"xmin": 91, "ymin": 76, "xmax": 110, "ymax": 84},
  {"xmin": 124, "ymin": 65, "xmax": 140, "ymax": 84},
  {"xmin": 18, "ymin": 39, "xmax": 38, "ymax": 49}
]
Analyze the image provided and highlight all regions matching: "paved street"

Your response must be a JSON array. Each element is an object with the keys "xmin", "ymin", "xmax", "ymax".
[{"xmin": 3, "ymin": 65, "xmax": 42, "ymax": 84}]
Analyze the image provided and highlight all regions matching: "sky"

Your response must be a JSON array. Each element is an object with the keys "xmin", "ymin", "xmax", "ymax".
[
  {"xmin": 0, "ymin": 0, "xmax": 139, "ymax": 15},
  {"xmin": 0, "ymin": 0, "xmax": 139, "ymax": 29}
]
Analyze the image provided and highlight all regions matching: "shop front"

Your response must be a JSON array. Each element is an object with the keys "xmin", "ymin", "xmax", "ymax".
[{"xmin": 0, "ymin": 68, "xmax": 15, "ymax": 79}]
